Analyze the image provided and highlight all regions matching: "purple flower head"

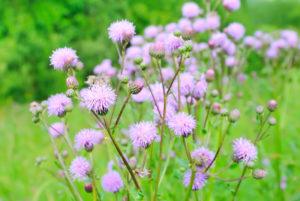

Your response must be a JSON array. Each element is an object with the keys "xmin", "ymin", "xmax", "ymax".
[
  {"xmin": 168, "ymin": 112, "xmax": 196, "ymax": 137},
  {"xmin": 47, "ymin": 93, "xmax": 72, "ymax": 117},
  {"xmin": 182, "ymin": 2, "xmax": 202, "ymax": 18},
  {"xmin": 69, "ymin": 157, "xmax": 91, "ymax": 181},
  {"xmin": 193, "ymin": 75, "xmax": 208, "ymax": 99},
  {"xmin": 178, "ymin": 18, "xmax": 194, "ymax": 36},
  {"xmin": 191, "ymin": 147, "xmax": 214, "ymax": 168},
  {"xmin": 128, "ymin": 121, "xmax": 158, "ymax": 148},
  {"xmin": 149, "ymin": 41, "xmax": 165, "ymax": 58},
  {"xmin": 183, "ymin": 169, "xmax": 208, "ymax": 190},
  {"xmin": 93, "ymin": 59, "xmax": 116, "ymax": 77},
  {"xmin": 165, "ymin": 35, "xmax": 184, "ymax": 54},
  {"xmin": 224, "ymin": 23, "xmax": 245, "ymax": 41},
  {"xmin": 165, "ymin": 23, "xmax": 178, "ymax": 33},
  {"xmin": 221, "ymin": 38, "xmax": 236, "ymax": 56},
  {"xmin": 225, "ymin": 56, "xmax": 238, "ymax": 67},
  {"xmin": 161, "ymin": 67, "xmax": 175, "ymax": 81},
  {"xmin": 108, "ymin": 20, "xmax": 135, "ymax": 43},
  {"xmin": 173, "ymin": 72, "xmax": 195, "ymax": 96},
  {"xmin": 101, "ymin": 170, "xmax": 124, "ymax": 193},
  {"xmin": 233, "ymin": 138, "xmax": 257, "ymax": 165},
  {"xmin": 205, "ymin": 12, "xmax": 220, "ymax": 31},
  {"xmin": 208, "ymin": 32, "xmax": 227, "ymax": 48},
  {"xmin": 223, "ymin": 0, "xmax": 240, "ymax": 11},
  {"xmin": 148, "ymin": 82, "xmax": 165, "ymax": 103},
  {"xmin": 126, "ymin": 46, "xmax": 143, "ymax": 60},
  {"xmin": 281, "ymin": 30, "xmax": 298, "ymax": 48},
  {"xmin": 193, "ymin": 18, "xmax": 207, "ymax": 33},
  {"xmin": 50, "ymin": 47, "xmax": 79, "ymax": 71},
  {"xmin": 144, "ymin": 25, "xmax": 162, "ymax": 39},
  {"xmin": 131, "ymin": 35, "xmax": 144, "ymax": 46},
  {"xmin": 80, "ymin": 84, "xmax": 116, "ymax": 115},
  {"xmin": 132, "ymin": 88, "xmax": 150, "ymax": 103},
  {"xmin": 48, "ymin": 122, "xmax": 65, "ymax": 138},
  {"xmin": 74, "ymin": 129, "xmax": 104, "ymax": 151},
  {"xmin": 266, "ymin": 47, "xmax": 279, "ymax": 59},
  {"xmin": 244, "ymin": 36, "xmax": 262, "ymax": 49},
  {"xmin": 153, "ymin": 101, "xmax": 176, "ymax": 122}
]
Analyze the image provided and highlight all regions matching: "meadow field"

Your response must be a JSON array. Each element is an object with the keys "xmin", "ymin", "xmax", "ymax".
[{"xmin": 1, "ymin": 0, "xmax": 300, "ymax": 201}]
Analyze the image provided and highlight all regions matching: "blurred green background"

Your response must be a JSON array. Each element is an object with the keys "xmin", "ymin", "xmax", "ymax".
[
  {"xmin": 1, "ymin": 0, "xmax": 300, "ymax": 103},
  {"xmin": 1, "ymin": 0, "xmax": 300, "ymax": 201}
]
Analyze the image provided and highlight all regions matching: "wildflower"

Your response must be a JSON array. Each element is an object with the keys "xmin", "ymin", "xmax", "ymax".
[
  {"xmin": 50, "ymin": 47, "xmax": 79, "ymax": 71},
  {"xmin": 93, "ymin": 59, "xmax": 116, "ymax": 77},
  {"xmin": 205, "ymin": 12, "xmax": 220, "ymax": 30},
  {"xmin": 267, "ymin": 100, "xmax": 277, "ymax": 112},
  {"xmin": 182, "ymin": 2, "xmax": 202, "ymax": 18},
  {"xmin": 165, "ymin": 35, "xmax": 184, "ymax": 54},
  {"xmin": 132, "ymin": 88, "xmax": 150, "ymax": 103},
  {"xmin": 130, "ymin": 35, "xmax": 144, "ymax": 46},
  {"xmin": 74, "ymin": 129, "xmax": 104, "ymax": 151},
  {"xmin": 144, "ymin": 25, "xmax": 162, "ymax": 39},
  {"xmin": 173, "ymin": 72, "xmax": 195, "ymax": 96},
  {"xmin": 193, "ymin": 18, "xmax": 207, "ymax": 33},
  {"xmin": 128, "ymin": 79, "xmax": 144, "ymax": 95},
  {"xmin": 108, "ymin": 20, "xmax": 135, "ymax": 43},
  {"xmin": 168, "ymin": 112, "xmax": 196, "ymax": 137},
  {"xmin": 229, "ymin": 109, "xmax": 240, "ymax": 123},
  {"xmin": 80, "ymin": 84, "xmax": 116, "ymax": 115},
  {"xmin": 191, "ymin": 147, "xmax": 214, "ymax": 168},
  {"xmin": 183, "ymin": 169, "xmax": 208, "ymax": 190},
  {"xmin": 101, "ymin": 170, "xmax": 124, "ymax": 193},
  {"xmin": 232, "ymin": 138, "xmax": 257, "ymax": 164},
  {"xmin": 153, "ymin": 102, "xmax": 176, "ymax": 122},
  {"xmin": 224, "ymin": 23, "xmax": 245, "ymax": 41},
  {"xmin": 47, "ymin": 93, "xmax": 72, "ymax": 117},
  {"xmin": 128, "ymin": 121, "xmax": 158, "ymax": 148},
  {"xmin": 70, "ymin": 157, "xmax": 91, "ymax": 181},
  {"xmin": 161, "ymin": 67, "xmax": 175, "ymax": 81},
  {"xmin": 66, "ymin": 76, "xmax": 79, "ymax": 89},
  {"xmin": 223, "ymin": 0, "xmax": 240, "ymax": 11},
  {"xmin": 48, "ymin": 122, "xmax": 66, "ymax": 138},
  {"xmin": 252, "ymin": 169, "xmax": 267, "ymax": 179},
  {"xmin": 193, "ymin": 75, "xmax": 207, "ymax": 99}
]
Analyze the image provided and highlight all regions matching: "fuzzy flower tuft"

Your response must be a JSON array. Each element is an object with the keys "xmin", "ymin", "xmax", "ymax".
[
  {"xmin": 224, "ymin": 22, "xmax": 245, "ymax": 41},
  {"xmin": 80, "ymin": 84, "xmax": 116, "ymax": 115},
  {"xmin": 191, "ymin": 147, "xmax": 214, "ymax": 168},
  {"xmin": 168, "ymin": 112, "xmax": 196, "ymax": 137},
  {"xmin": 183, "ymin": 169, "xmax": 208, "ymax": 190},
  {"xmin": 193, "ymin": 75, "xmax": 208, "ymax": 99},
  {"xmin": 74, "ymin": 129, "xmax": 104, "ymax": 151},
  {"xmin": 108, "ymin": 20, "xmax": 135, "ymax": 43},
  {"xmin": 182, "ymin": 2, "xmax": 202, "ymax": 18},
  {"xmin": 48, "ymin": 122, "xmax": 66, "ymax": 138},
  {"xmin": 128, "ymin": 121, "xmax": 158, "ymax": 148},
  {"xmin": 101, "ymin": 170, "xmax": 124, "ymax": 193},
  {"xmin": 165, "ymin": 35, "xmax": 184, "ymax": 54},
  {"xmin": 69, "ymin": 157, "xmax": 91, "ymax": 181},
  {"xmin": 233, "ymin": 138, "xmax": 257, "ymax": 164},
  {"xmin": 50, "ymin": 47, "xmax": 79, "ymax": 70},
  {"xmin": 223, "ymin": 0, "xmax": 240, "ymax": 11},
  {"xmin": 47, "ymin": 93, "xmax": 72, "ymax": 117}
]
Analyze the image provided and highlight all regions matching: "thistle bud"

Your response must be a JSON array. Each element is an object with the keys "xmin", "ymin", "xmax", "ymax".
[
  {"xmin": 267, "ymin": 100, "xmax": 277, "ymax": 112},
  {"xmin": 174, "ymin": 31, "xmax": 182, "ymax": 37},
  {"xmin": 211, "ymin": 89, "xmax": 219, "ymax": 97},
  {"xmin": 149, "ymin": 41, "xmax": 165, "ymax": 59},
  {"xmin": 212, "ymin": 102, "xmax": 221, "ymax": 114},
  {"xmin": 268, "ymin": 117, "xmax": 277, "ymax": 126},
  {"xmin": 84, "ymin": 183, "xmax": 93, "ymax": 193},
  {"xmin": 84, "ymin": 142, "xmax": 94, "ymax": 152},
  {"xmin": 129, "ymin": 80, "xmax": 144, "ymax": 94},
  {"xmin": 252, "ymin": 169, "xmax": 267, "ymax": 179},
  {"xmin": 120, "ymin": 76, "xmax": 129, "ymax": 84},
  {"xmin": 229, "ymin": 109, "xmax": 240, "ymax": 123},
  {"xmin": 134, "ymin": 57, "xmax": 143, "ymax": 65},
  {"xmin": 205, "ymin": 69, "xmax": 215, "ymax": 82},
  {"xmin": 29, "ymin": 101, "xmax": 42, "ymax": 115},
  {"xmin": 66, "ymin": 76, "xmax": 79, "ymax": 89},
  {"xmin": 66, "ymin": 89, "xmax": 75, "ymax": 97},
  {"xmin": 220, "ymin": 108, "xmax": 228, "ymax": 116},
  {"xmin": 256, "ymin": 105, "xmax": 264, "ymax": 114}
]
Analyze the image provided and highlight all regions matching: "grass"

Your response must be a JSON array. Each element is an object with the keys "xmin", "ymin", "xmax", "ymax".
[{"xmin": 1, "ymin": 69, "xmax": 300, "ymax": 201}]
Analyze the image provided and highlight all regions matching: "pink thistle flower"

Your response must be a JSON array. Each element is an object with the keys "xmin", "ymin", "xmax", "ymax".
[
  {"xmin": 130, "ymin": 35, "xmax": 144, "ymax": 46},
  {"xmin": 48, "ymin": 122, "xmax": 66, "ymax": 138},
  {"xmin": 232, "ymin": 138, "xmax": 257, "ymax": 165},
  {"xmin": 93, "ymin": 59, "xmax": 116, "ymax": 77},
  {"xmin": 132, "ymin": 88, "xmax": 150, "ymax": 103},
  {"xmin": 224, "ymin": 22, "xmax": 245, "ymax": 41},
  {"xmin": 193, "ymin": 75, "xmax": 208, "ymax": 99},
  {"xmin": 208, "ymin": 32, "xmax": 227, "ymax": 48},
  {"xmin": 148, "ymin": 82, "xmax": 165, "ymax": 103},
  {"xmin": 281, "ymin": 30, "xmax": 298, "ymax": 48},
  {"xmin": 165, "ymin": 35, "xmax": 184, "ymax": 54},
  {"xmin": 128, "ymin": 121, "xmax": 158, "ymax": 148},
  {"xmin": 74, "ymin": 129, "xmax": 104, "ymax": 151},
  {"xmin": 161, "ymin": 67, "xmax": 175, "ymax": 81},
  {"xmin": 144, "ymin": 25, "xmax": 162, "ymax": 39},
  {"xmin": 153, "ymin": 102, "xmax": 176, "ymax": 122},
  {"xmin": 50, "ymin": 47, "xmax": 79, "ymax": 71},
  {"xmin": 182, "ymin": 2, "xmax": 202, "ymax": 18},
  {"xmin": 193, "ymin": 18, "xmax": 207, "ymax": 33},
  {"xmin": 108, "ymin": 20, "xmax": 135, "ymax": 43},
  {"xmin": 205, "ymin": 12, "xmax": 220, "ymax": 31},
  {"xmin": 80, "ymin": 84, "xmax": 116, "ymax": 115},
  {"xmin": 168, "ymin": 112, "xmax": 196, "ymax": 137},
  {"xmin": 47, "ymin": 93, "xmax": 72, "ymax": 117},
  {"xmin": 126, "ymin": 46, "xmax": 143, "ymax": 60},
  {"xmin": 191, "ymin": 147, "xmax": 214, "ymax": 168},
  {"xmin": 225, "ymin": 56, "xmax": 238, "ymax": 67},
  {"xmin": 183, "ymin": 169, "xmax": 208, "ymax": 190},
  {"xmin": 101, "ymin": 170, "xmax": 124, "ymax": 193},
  {"xmin": 223, "ymin": 0, "xmax": 240, "ymax": 12},
  {"xmin": 178, "ymin": 18, "xmax": 194, "ymax": 36},
  {"xmin": 165, "ymin": 23, "xmax": 178, "ymax": 33},
  {"xmin": 173, "ymin": 72, "xmax": 195, "ymax": 96},
  {"xmin": 69, "ymin": 157, "xmax": 91, "ymax": 181}
]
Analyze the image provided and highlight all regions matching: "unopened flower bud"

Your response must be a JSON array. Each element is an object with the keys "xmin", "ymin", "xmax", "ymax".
[
  {"xmin": 149, "ymin": 42, "xmax": 165, "ymax": 59},
  {"xmin": 129, "ymin": 80, "xmax": 144, "ymax": 94},
  {"xmin": 84, "ymin": 183, "xmax": 93, "ymax": 193},
  {"xmin": 267, "ymin": 100, "xmax": 277, "ymax": 112},
  {"xmin": 120, "ymin": 76, "xmax": 129, "ymax": 84},
  {"xmin": 29, "ymin": 101, "xmax": 42, "ymax": 115},
  {"xmin": 134, "ymin": 57, "xmax": 143, "ymax": 65},
  {"xmin": 268, "ymin": 117, "xmax": 277, "ymax": 126},
  {"xmin": 229, "ymin": 109, "xmax": 240, "ymax": 123},
  {"xmin": 66, "ymin": 76, "xmax": 79, "ymax": 89},
  {"xmin": 140, "ymin": 63, "xmax": 147, "ymax": 71},
  {"xmin": 84, "ymin": 142, "xmax": 94, "ymax": 152},
  {"xmin": 205, "ymin": 69, "xmax": 215, "ymax": 82},
  {"xmin": 76, "ymin": 61, "xmax": 84, "ymax": 70},
  {"xmin": 220, "ymin": 108, "xmax": 228, "ymax": 116},
  {"xmin": 174, "ymin": 31, "xmax": 181, "ymax": 37},
  {"xmin": 178, "ymin": 46, "xmax": 186, "ymax": 54},
  {"xmin": 212, "ymin": 102, "xmax": 221, "ymax": 114},
  {"xmin": 256, "ymin": 105, "xmax": 264, "ymax": 114},
  {"xmin": 211, "ymin": 89, "xmax": 219, "ymax": 97},
  {"xmin": 252, "ymin": 169, "xmax": 267, "ymax": 179},
  {"xmin": 66, "ymin": 89, "xmax": 75, "ymax": 97}
]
